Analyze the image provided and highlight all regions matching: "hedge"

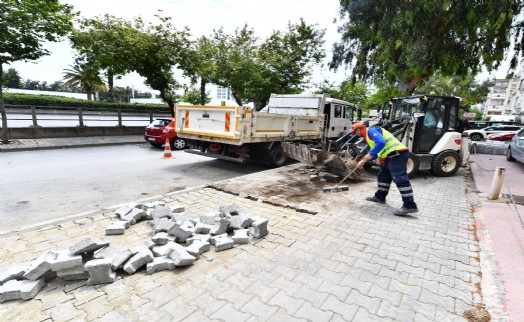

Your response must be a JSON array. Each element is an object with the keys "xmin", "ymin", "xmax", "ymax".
[{"xmin": 2, "ymin": 93, "xmax": 169, "ymax": 112}]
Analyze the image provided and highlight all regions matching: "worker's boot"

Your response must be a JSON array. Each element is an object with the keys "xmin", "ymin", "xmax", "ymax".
[
  {"xmin": 365, "ymin": 196, "xmax": 385, "ymax": 204},
  {"xmin": 394, "ymin": 206, "xmax": 419, "ymax": 216}
]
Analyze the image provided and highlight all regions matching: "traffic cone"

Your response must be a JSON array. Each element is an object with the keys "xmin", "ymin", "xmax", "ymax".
[{"xmin": 163, "ymin": 138, "xmax": 173, "ymax": 159}]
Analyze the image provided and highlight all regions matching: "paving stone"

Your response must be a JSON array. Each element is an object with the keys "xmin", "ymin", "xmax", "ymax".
[
  {"xmin": 84, "ymin": 258, "xmax": 117, "ymax": 285},
  {"xmin": 320, "ymin": 295, "xmax": 358, "ymax": 320},
  {"xmin": 151, "ymin": 232, "xmax": 174, "ymax": 245},
  {"xmin": 105, "ymin": 221, "xmax": 128, "ymax": 235},
  {"xmin": 0, "ymin": 279, "xmax": 45, "ymax": 302},
  {"xmin": 167, "ymin": 243, "xmax": 196, "ymax": 266},
  {"xmin": 123, "ymin": 248, "xmax": 154, "ymax": 274},
  {"xmin": 153, "ymin": 217, "xmax": 176, "ymax": 233},
  {"xmin": 167, "ymin": 222, "xmax": 193, "ymax": 242},
  {"xmin": 211, "ymin": 234, "xmax": 235, "ymax": 251},
  {"xmin": 170, "ymin": 204, "xmax": 185, "ymax": 213},
  {"xmin": 114, "ymin": 205, "xmax": 133, "ymax": 218},
  {"xmin": 210, "ymin": 218, "xmax": 229, "ymax": 235},
  {"xmin": 121, "ymin": 208, "xmax": 147, "ymax": 224},
  {"xmin": 199, "ymin": 213, "xmax": 217, "ymax": 225},
  {"xmin": 0, "ymin": 264, "xmax": 26, "ymax": 285},
  {"xmin": 150, "ymin": 206, "xmax": 172, "ymax": 220},
  {"xmin": 186, "ymin": 240, "xmax": 211, "ymax": 258},
  {"xmin": 294, "ymin": 301, "xmax": 334, "ymax": 321},
  {"xmin": 56, "ymin": 266, "xmax": 89, "ymax": 280},
  {"xmin": 93, "ymin": 245, "xmax": 133, "ymax": 271},
  {"xmin": 172, "ymin": 212, "xmax": 194, "ymax": 224},
  {"xmin": 232, "ymin": 228, "xmax": 249, "ymax": 244},
  {"xmin": 219, "ymin": 204, "xmax": 240, "ymax": 217},
  {"xmin": 186, "ymin": 233, "xmax": 211, "ymax": 246},
  {"xmin": 146, "ymin": 256, "xmax": 176, "ymax": 275},
  {"xmin": 69, "ymin": 237, "xmax": 110, "ymax": 255},
  {"xmin": 252, "ymin": 218, "xmax": 269, "ymax": 238},
  {"xmin": 194, "ymin": 222, "xmax": 213, "ymax": 234},
  {"xmin": 23, "ymin": 250, "xmax": 58, "ymax": 281},
  {"xmin": 49, "ymin": 250, "xmax": 83, "ymax": 271}
]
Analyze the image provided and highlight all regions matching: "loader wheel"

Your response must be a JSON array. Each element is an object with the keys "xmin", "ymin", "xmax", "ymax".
[
  {"xmin": 406, "ymin": 153, "xmax": 419, "ymax": 178},
  {"xmin": 430, "ymin": 151, "xmax": 460, "ymax": 177},
  {"xmin": 268, "ymin": 144, "xmax": 288, "ymax": 168}
]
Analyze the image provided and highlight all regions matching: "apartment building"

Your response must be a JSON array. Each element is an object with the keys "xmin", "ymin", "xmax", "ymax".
[{"xmin": 483, "ymin": 78, "xmax": 520, "ymax": 118}]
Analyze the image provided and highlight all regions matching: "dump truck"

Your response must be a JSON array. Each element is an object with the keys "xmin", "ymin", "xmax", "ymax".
[
  {"xmin": 284, "ymin": 94, "xmax": 471, "ymax": 177},
  {"xmin": 173, "ymin": 93, "xmax": 361, "ymax": 168}
]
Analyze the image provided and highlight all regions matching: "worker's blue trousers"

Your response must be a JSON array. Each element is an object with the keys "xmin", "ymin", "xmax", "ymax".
[{"xmin": 374, "ymin": 150, "xmax": 417, "ymax": 209}]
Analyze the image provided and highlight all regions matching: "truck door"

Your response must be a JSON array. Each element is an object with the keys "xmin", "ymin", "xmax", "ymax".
[{"xmin": 324, "ymin": 103, "xmax": 353, "ymax": 138}]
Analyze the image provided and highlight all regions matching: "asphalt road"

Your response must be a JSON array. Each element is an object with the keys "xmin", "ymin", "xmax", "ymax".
[{"xmin": 0, "ymin": 143, "xmax": 267, "ymax": 230}]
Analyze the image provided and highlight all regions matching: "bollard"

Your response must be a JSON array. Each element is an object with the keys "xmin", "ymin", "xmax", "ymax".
[{"xmin": 487, "ymin": 167, "xmax": 506, "ymax": 200}]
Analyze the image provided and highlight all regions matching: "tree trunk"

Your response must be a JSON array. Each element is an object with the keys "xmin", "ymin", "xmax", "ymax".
[
  {"xmin": 107, "ymin": 68, "xmax": 115, "ymax": 102},
  {"xmin": 0, "ymin": 63, "xmax": 10, "ymax": 144},
  {"xmin": 231, "ymin": 88, "xmax": 242, "ymax": 106},
  {"xmin": 398, "ymin": 76, "xmax": 424, "ymax": 96},
  {"xmin": 200, "ymin": 77, "xmax": 207, "ymax": 106},
  {"xmin": 160, "ymin": 90, "xmax": 175, "ymax": 117}
]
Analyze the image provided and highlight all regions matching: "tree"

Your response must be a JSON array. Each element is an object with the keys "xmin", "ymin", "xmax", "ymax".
[
  {"xmin": 62, "ymin": 63, "xmax": 107, "ymax": 100},
  {"xmin": 413, "ymin": 72, "xmax": 494, "ymax": 109},
  {"xmin": 181, "ymin": 86, "xmax": 211, "ymax": 105},
  {"xmin": 70, "ymin": 15, "xmax": 139, "ymax": 101},
  {"xmin": 211, "ymin": 20, "xmax": 326, "ymax": 109},
  {"xmin": 2, "ymin": 68, "xmax": 22, "ymax": 88},
  {"xmin": 331, "ymin": 1, "xmax": 521, "ymax": 95},
  {"xmin": 315, "ymin": 78, "xmax": 369, "ymax": 109},
  {"xmin": 191, "ymin": 36, "xmax": 218, "ymax": 105},
  {"xmin": 0, "ymin": 0, "xmax": 75, "ymax": 143}
]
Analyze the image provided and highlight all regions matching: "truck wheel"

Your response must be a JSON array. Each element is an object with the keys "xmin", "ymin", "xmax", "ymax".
[
  {"xmin": 470, "ymin": 133, "xmax": 483, "ymax": 141},
  {"xmin": 430, "ymin": 151, "xmax": 460, "ymax": 177},
  {"xmin": 407, "ymin": 153, "xmax": 419, "ymax": 178},
  {"xmin": 171, "ymin": 138, "xmax": 186, "ymax": 150},
  {"xmin": 269, "ymin": 144, "xmax": 288, "ymax": 168},
  {"xmin": 507, "ymin": 147, "xmax": 516, "ymax": 161}
]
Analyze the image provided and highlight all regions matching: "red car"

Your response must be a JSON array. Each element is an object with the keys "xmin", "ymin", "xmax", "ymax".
[
  {"xmin": 487, "ymin": 132, "xmax": 517, "ymax": 141},
  {"xmin": 144, "ymin": 118, "xmax": 186, "ymax": 149}
]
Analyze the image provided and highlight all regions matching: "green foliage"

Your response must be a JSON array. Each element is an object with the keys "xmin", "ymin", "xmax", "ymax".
[
  {"xmin": 181, "ymin": 86, "xmax": 211, "ymax": 105},
  {"xmin": 315, "ymin": 79, "xmax": 369, "ymax": 108},
  {"xmin": 211, "ymin": 20, "xmax": 325, "ymax": 109},
  {"xmin": 0, "ymin": 0, "xmax": 76, "ymax": 64},
  {"xmin": 3, "ymin": 93, "xmax": 167, "ymax": 110},
  {"xmin": 62, "ymin": 63, "xmax": 107, "ymax": 100},
  {"xmin": 363, "ymin": 80, "xmax": 403, "ymax": 111},
  {"xmin": 2, "ymin": 68, "xmax": 22, "ymax": 88},
  {"xmin": 413, "ymin": 72, "xmax": 494, "ymax": 109},
  {"xmin": 331, "ymin": 1, "xmax": 520, "ymax": 94}
]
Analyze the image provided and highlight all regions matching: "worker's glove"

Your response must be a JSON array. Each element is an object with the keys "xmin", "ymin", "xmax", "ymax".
[{"xmin": 357, "ymin": 160, "xmax": 366, "ymax": 169}]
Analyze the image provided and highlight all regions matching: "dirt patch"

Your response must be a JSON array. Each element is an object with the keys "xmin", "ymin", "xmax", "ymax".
[{"xmin": 464, "ymin": 304, "xmax": 491, "ymax": 322}]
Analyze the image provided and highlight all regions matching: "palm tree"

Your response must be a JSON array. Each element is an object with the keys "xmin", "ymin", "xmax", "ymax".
[{"xmin": 62, "ymin": 64, "xmax": 107, "ymax": 100}]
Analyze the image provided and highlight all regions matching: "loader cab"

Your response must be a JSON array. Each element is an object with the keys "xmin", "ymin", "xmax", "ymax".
[
  {"xmin": 323, "ymin": 98, "xmax": 360, "ymax": 138},
  {"xmin": 383, "ymin": 95, "xmax": 460, "ymax": 153}
]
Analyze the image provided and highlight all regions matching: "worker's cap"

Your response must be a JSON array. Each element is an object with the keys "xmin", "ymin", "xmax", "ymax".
[{"xmin": 351, "ymin": 122, "xmax": 366, "ymax": 134}]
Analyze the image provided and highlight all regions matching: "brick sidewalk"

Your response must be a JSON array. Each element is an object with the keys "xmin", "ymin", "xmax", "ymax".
[{"xmin": 0, "ymin": 166, "xmax": 481, "ymax": 321}]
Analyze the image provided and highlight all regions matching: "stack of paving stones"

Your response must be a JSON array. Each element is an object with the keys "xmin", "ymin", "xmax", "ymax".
[{"xmin": 0, "ymin": 202, "xmax": 268, "ymax": 303}]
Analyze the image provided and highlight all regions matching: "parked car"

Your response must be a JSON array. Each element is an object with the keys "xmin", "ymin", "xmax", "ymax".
[
  {"xmin": 487, "ymin": 132, "xmax": 517, "ymax": 141},
  {"xmin": 463, "ymin": 125, "xmax": 523, "ymax": 141},
  {"xmin": 144, "ymin": 118, "xmax": 186, "ymax": 149},
  {"xmin": 507, "ymin": 128, "xmax": 524, "ymax": 163},
  {"xmin": 464, "ymin": 120, "xmax": 522, "ymax": 131}
]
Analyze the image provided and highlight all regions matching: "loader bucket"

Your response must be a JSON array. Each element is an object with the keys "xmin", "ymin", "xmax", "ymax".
[{"xmin": 282, "ymin": 142, "xmax": 360, "ymax": 177}]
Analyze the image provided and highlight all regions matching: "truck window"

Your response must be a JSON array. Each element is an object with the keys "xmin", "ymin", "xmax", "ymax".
[
  {"xmin": 334, "ymin": 105, "xmax": 343, "ymax": 118},
  {"xmin": 344, "ymin": 106, "xmax": 353, "ymax": 120}
]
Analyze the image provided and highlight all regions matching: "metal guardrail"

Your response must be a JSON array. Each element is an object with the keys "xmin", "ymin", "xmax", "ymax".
[{"xmin": 1, "ymin": 106, "xmax": 172, "ymax": 127}]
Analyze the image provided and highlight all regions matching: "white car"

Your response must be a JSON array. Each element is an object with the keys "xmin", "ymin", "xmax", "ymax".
[{"xmin": 463, "ymin": 125, "xmax": 523, "ymax": 141}]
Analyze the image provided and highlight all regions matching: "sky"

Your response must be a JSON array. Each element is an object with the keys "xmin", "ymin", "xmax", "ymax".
[
  {"xmin": 6, "ymin": 0, "xmax": 354, "ymax": 94},
  {"xmin": 6, "ymin": 0, "xmax": 514, "ymax": 94}
]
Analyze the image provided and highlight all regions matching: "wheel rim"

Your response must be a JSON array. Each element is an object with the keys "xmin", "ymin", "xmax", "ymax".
[
  {"xmin": 440, "ymin": 156, "xmax": 457, "ymax": 173},
  {"xmin": 173, "ymin": 139, "xmax": 185, "ymax": 149},
  {"xmin": 471, "ymin": 134, "xmax": 482, "ymax": 141},
  {"xmin": 407, "ymin": 158, "xmax": 414, "ymax": 173}
]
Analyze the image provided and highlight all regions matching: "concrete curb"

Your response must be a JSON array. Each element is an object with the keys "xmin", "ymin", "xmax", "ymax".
[{"xmin": 0, "ymin": 140, "xmax": 145, "ymax": 153}]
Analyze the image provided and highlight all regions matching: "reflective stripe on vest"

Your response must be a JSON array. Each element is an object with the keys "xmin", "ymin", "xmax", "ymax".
[{"xmin": 366, "ymin": 128, "xmax": 407, "ymax": 158}]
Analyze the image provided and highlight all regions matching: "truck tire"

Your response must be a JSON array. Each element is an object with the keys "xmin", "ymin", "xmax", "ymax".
[
  {"xmin": 430, "ymin": 151, "xmax": 460, "ymax": 177},
  {"xmin": 406, "ymin": 152, "xmax": 419, "ymax": 178},
  {"xmin": 269, "ymin": 144, "xmax": 288, "ymax": 168},
  {"xmin": 171, "ymin": 138, "xmax": 186, "ymax": 150}
]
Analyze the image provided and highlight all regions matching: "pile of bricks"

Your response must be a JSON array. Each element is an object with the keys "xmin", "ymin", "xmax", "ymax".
[{"xmin": 0, "ymin": 202, "xmax": 268, "ymax": 303}]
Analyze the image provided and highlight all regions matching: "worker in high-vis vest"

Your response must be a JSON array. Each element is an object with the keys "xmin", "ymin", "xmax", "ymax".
[{"xmin": 352, "ymin": 122, "xmax": 418, "ymax": 216}]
